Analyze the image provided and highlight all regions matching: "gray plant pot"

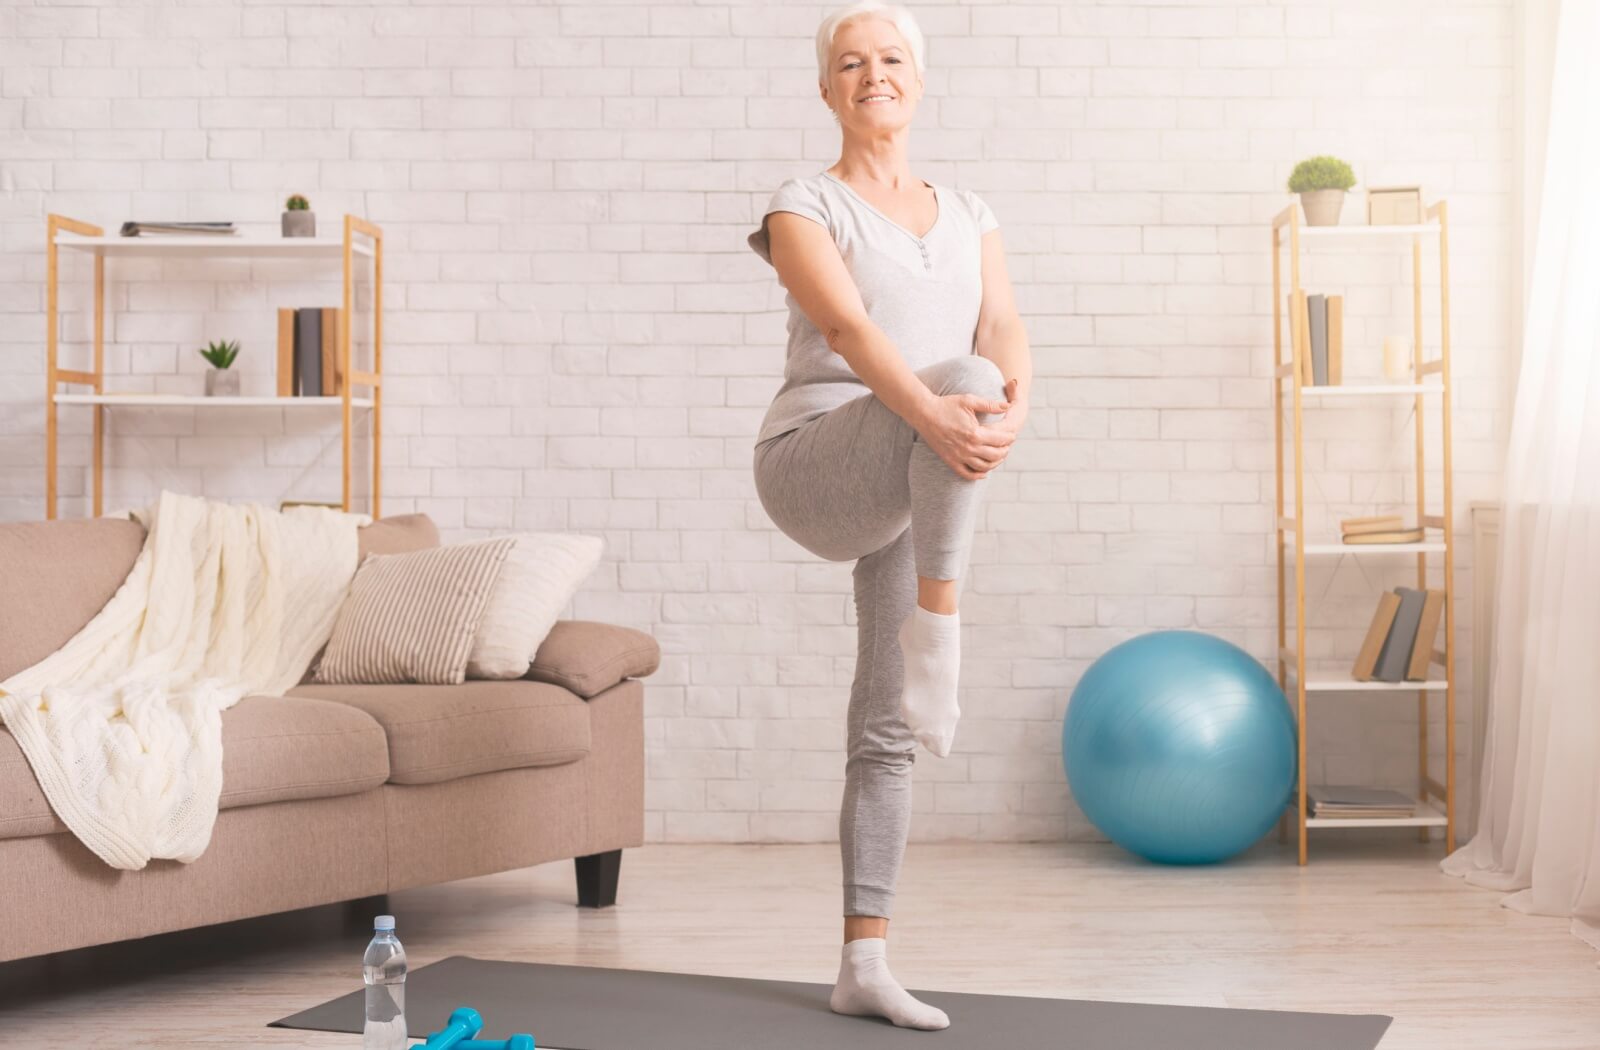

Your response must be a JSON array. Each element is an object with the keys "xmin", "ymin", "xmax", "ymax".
[
  {"xmin": 281, "ymin": 210, "xmax": 316, "ymax": 238},
  {"xmin": 205, "ymin": 368, "xmax": 240, "ymax": 397},
  {"xmin": 1299, "ymin": 189, "xmax": 1345, "ymax": 227}
]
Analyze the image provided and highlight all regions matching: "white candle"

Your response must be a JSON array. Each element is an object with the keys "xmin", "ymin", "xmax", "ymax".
[{"xmin": 1383, "ymin": 335, "xmax": 1411, "ymax": 381}]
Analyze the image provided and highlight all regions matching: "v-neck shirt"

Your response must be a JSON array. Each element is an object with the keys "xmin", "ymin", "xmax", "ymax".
[
  {"xmin": 747, "ymin": 171, "xmax": 1000, "ymax": 447},
  {"xmin": 822, "ymin": 170, "xmax": 941, "ymax": 241}
]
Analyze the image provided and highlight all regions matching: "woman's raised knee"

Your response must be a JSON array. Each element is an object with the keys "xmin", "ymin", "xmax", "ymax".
[{"xmin": 927, "ymin": 354, "xmax": 1005, "ymax": 402}]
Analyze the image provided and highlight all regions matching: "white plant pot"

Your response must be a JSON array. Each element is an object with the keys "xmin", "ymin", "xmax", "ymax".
[
  {"xmin": 1299, "ymin": 189, "xmax": 1346, "ymax": 227},
  {"xmin": 205, "ymin": 369, "xmax": 240, "ymax": 397}
]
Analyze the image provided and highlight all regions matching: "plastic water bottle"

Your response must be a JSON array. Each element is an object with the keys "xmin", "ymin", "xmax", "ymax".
[{"xmin": 363, "ymin": 915, "xmax": 408, "ymax": 1050}]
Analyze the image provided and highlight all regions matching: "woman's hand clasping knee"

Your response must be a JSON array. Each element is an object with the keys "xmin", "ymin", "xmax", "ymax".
[{"xmin": 913, "ymin": 391, "xmax": 1016, "ymax": 480}]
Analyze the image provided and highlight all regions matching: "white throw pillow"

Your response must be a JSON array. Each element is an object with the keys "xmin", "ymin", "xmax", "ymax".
[{"xmin": 464, "ymin": 532, "xmax": 605, "ymax": 680}]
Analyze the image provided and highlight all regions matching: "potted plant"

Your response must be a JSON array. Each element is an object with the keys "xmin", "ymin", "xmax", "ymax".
[
  {"xmin": 282, "ymin": 194, "xmax": 315, "ymax": 238},
  {"xmin": 1287, "ymin": 155, "xmax": 1357, "ymax": 227},
  {"xmin": 200, "ymin": 339, "xmax": 240, "ymax": 396}
]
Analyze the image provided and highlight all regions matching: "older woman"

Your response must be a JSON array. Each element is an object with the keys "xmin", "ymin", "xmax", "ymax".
[{"xmin": 746, "ymin": 0, "xmax": 1032, "ymax": 1032}]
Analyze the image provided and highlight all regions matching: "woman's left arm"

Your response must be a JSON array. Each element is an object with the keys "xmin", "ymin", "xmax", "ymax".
[{"xmin": 974, "ymin": 229, "xmax": 1032, "ymax": 435}]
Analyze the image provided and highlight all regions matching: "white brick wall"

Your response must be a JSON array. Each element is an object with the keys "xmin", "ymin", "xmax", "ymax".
[{"xmin": 0, "ymin": 2, "xmax": 1516, "ymax": 845}]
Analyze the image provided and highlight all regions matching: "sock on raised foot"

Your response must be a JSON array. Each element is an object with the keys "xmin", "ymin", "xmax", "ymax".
[
  {"xmin": 829, "ymin": 938, "xmax": 950, "ymax": 1031},
  {"xmin": 896, "ymin": 604, "xmax": 961, "ymax": 757}
]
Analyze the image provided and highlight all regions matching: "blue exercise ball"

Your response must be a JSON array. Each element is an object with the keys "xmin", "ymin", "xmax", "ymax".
[{"xmin": 1062, "ymin": 630, "xmax": 1296, "ymax": 865}]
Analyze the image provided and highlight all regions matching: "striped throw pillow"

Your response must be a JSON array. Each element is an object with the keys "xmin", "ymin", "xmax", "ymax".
[{"xmin": 315, "ymin": 536, "xmax": 517, "ymax": 685}]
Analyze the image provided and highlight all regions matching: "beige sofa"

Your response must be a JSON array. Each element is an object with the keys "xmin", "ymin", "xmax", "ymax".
[{"xmin": 0, "ymin": 513, "xmax": 657, "ymax": 964}]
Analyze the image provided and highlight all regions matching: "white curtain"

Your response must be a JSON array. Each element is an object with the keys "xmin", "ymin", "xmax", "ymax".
[{"xmin": 1440, "ymin": 0, "xmax": 1600, "ymax": 951}]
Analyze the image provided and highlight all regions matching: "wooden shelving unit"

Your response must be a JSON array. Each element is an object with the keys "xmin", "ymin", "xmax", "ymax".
[
  {"xmin": 45, "ymin": 213, "xmax": 384, "ymax": 519},
  {"xmin": 1271, "ymin": 200, "xmax": 1456, "ymax": 865}
]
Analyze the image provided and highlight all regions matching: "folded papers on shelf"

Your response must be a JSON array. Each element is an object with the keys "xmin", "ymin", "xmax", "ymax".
[{"xmin": 1296, "ymin": 786, "xmax": 1417, "ymax": 819}]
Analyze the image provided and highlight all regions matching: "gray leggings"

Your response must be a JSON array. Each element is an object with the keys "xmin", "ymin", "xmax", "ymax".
[{"xmin": 752, "ymin": 355, "xmax": 1007, "ymax": 917}]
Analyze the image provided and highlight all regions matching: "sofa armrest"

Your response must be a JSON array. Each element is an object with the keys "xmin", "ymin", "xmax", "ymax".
[{"xmin": 526, "ymin": 620, "xmax": 660, "ymax": 699}]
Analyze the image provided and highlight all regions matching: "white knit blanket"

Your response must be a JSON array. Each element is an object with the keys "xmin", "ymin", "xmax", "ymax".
[{"xmin": 0, "ymin": 491, "xmax": 365, "ymax": 870}]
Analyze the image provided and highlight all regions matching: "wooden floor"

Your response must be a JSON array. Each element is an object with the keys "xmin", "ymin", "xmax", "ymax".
[{"xmin": 1, "ymin": 839, "xmax": 1595, "ymax": 1048}]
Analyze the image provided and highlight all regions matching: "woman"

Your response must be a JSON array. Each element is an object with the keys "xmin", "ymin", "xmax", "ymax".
[{"xmin": 746, "ymin": 1, "xmax": 1033, "ymax": 1032}]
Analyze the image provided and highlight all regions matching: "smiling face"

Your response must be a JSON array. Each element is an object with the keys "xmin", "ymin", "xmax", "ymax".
[{"xmin": 822, "ymin": 16, "xmax": 922, "ymax": 132}]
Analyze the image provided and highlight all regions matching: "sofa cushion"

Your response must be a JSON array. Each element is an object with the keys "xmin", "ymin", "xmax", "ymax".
[
  {"xmin": 526, "ymin": 620, "xmax": 661, "ymax": 699},
  {"xmin": 287, "ymin": 680, "xmax": 590, "ymax": 786},
  {"xmin": 0, "ymin": 694, "xmax": 389, "ymax": 841},
  {"xmin": 0, "ymin": 518, "xmax": 147, "ymax": 682}
]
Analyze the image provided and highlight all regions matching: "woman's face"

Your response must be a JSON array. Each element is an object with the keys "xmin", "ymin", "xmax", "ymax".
[{"xmin": 823, "ymin": 17, "xmax": 921, "ymax": 133}]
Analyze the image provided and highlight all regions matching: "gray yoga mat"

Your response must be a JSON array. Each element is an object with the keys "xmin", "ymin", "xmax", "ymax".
[{"xmin": 272, "ymin": 955, "xmax": 1391, "ymax": 1049}]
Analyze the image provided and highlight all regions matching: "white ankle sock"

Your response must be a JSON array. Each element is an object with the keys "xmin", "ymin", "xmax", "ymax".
[
  {"xmin": 897, "ymin": 604, "xmax": 961, "ymax": 757},
  {"xmin": 829, "ymin": 938, "xmax": 950, "ymax": 1031}
]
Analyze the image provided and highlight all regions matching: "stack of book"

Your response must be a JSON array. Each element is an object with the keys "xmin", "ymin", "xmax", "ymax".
[
  {"xmin": 276, "ymin": 307, "xmax": 344, "ymax": 397},
  {"xmin": 1341, "ymin": 514, "xmax": 1425, "ymax": 545},
  {"xmin": 119, "ymin": 221, "xmax": 237, "ymax": 237},
  {"xmin": 1289, "ymin": 290, "xmax": 1343, "ymax": 386},
  {"xmin": 1300, "ymin": 785, "xmax": 1417, "ymax": 820},
  {"xmin": 1352, "ymin": 585, "xmax": 1446, "ymax": 682}
]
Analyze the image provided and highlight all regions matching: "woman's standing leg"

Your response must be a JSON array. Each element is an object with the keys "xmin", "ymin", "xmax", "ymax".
[
  {"xmin": 840, "ymin": 527, "xmax": 917, "ymax": 922},
  {"xmin": 828, "ymin": 526, "xmax": 950, "ymax": 1029}
]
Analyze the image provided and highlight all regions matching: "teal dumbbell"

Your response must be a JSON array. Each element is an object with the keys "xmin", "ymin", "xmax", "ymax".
[{"xmin": 419, "ymin": 1006, "xmax": 536, "ymax": 1050}]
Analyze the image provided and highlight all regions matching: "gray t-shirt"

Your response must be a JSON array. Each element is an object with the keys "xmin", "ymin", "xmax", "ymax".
[{"xmin": 747, "ymin": 171, "xmax": 999, "ymax": 447}]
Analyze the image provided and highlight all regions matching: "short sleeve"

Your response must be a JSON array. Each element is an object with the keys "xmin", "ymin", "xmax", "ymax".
[
  {"xmin": 747, "ymin": 177, "xmax": 830, "ymax": 266},
  {"xmin": 967, "ymin": 189, "xmax": 999, "ymax": 234}
]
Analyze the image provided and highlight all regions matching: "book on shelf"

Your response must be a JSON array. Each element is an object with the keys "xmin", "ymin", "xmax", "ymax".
[
  {"xmin": 1341, "ymin": 514, "xmax": 1404, "ymax": 536},
  {"xmin": 276, "ymin": 307, "xmax": 344, "ymax": 398},
  {"xmin": 1406, "ymin": 589, "xmax": 1446, "ymax": 681},
  {"xmin": 1352, "ymin": 586, "xmax": 1444, "ymax": 682},
  {"xmin": 1343, "ymin": 527, "xmax": 1426, "ymax": 544},
  {"xmin": 1352, "ymin": 592, "xmax": 1402, "ymax": 681},
  {"xmin": 1373, "ymin": 586, "xmax": 1426, "ymax": 682},
  {"xmin": 1287, "ymin": 292, "xmax": 1343, "ymax": 387},
  {"xmin": 1308, "ymin": 293, "xmax": 1327, "ymax": 386},
  {"xmin": 1298, "ymin": 785, "xmax": 1417, "ymax": 819},
  {"xmin": 118, "ymin": 221, "xmax": 237, "ymax": 237},
  {"xmin": 319, "ymin": 307, "xmax": 339, "ymax": 395},
  {"xmin": 1327, "ymin": 295, "xmax": 1343, "ymax": 385},
  {"xmin": 295, "ymin": 309, "xmax": 322, "ymax": 397}
]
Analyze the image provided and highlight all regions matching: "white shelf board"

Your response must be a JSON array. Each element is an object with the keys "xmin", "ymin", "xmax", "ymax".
[
  {"xmin": 1297, "ymin": 223, "xmax": 1438, "ymax": 238},
  {"xmin": 1284, "ymin": 669, "xmax": 1450, "ymax": 692},
  {"xmin": 55, "ymin": 393, "xmax": 373, "ymax": 408},
  {"xmin": 1296, "ymin": 383, "xmax": 1442, "ymax": 397},
  {"xmin": 52, "ymin": 234, "xmax": 373, "ymax": 259},
  {"xmin": 1300, "ymin": 542, "xmax": 1446, "ymax": 555},
  {"xmin": 1298, "ymin": 796, "xmax": 1448, "ymax": 829}
]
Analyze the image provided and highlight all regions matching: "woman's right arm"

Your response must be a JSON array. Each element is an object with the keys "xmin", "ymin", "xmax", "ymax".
[{"xmin": 766, "ymin": 212, "xmax": 1014, "ymax": 480}]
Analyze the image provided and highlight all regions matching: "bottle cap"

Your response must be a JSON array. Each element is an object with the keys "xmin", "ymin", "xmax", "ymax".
[{"xmin": 374, "ymin": 915, "xmax": 395, "ymax": 931}]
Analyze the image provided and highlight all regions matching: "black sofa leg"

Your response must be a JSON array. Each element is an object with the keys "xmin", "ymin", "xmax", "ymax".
[{"xmin": 575, "ymin": 849, "xmax": 622, "ymax": 908}]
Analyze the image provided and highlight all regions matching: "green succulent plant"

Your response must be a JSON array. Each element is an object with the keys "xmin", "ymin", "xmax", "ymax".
[
  {"xmin": 1287, "ymin": 156, "xmax": 1356, "ymax": 193},
  {"xmin": 199, "ymin": 339, "xmax": 239, "ymax": 370},
  {"xmin": 285, "ymin": 194, "xmax": 310, "ymax": 211}
]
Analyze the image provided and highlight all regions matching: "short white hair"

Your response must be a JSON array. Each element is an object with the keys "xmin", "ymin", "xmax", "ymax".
[{"xmin": 815, "ymin": 2, "xmax": 925, "ymax": 87}]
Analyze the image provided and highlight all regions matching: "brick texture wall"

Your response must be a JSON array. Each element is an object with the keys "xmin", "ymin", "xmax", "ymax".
[{"xmin": 0, "ymin": 2, "xmax": 1516, "ymax": 843}]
